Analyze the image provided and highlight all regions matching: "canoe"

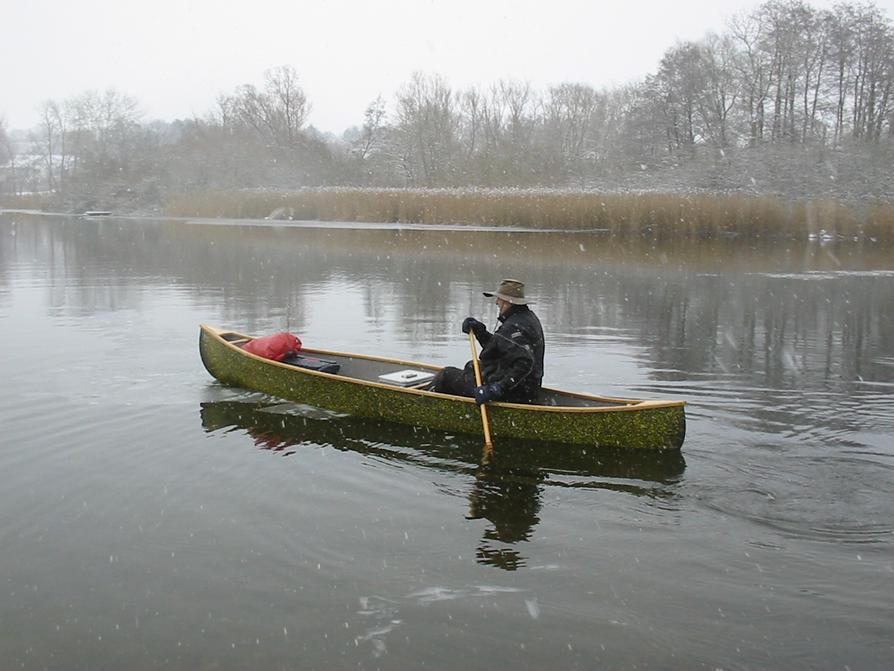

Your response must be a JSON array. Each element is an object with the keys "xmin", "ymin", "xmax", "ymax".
[{"xmin": 199, "ymin": 324, "xmax": 686, "ymax": 450}]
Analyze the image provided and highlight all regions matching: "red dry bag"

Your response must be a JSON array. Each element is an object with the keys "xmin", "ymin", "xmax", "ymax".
[{"xmin": 241, "ymin": 332, "xmax": 302, "ymax": 362}]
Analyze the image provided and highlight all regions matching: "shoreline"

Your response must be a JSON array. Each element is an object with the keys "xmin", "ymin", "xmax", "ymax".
[{"xmin": 4, "ymin": 186, "xmax": 894, "ymax": 242}]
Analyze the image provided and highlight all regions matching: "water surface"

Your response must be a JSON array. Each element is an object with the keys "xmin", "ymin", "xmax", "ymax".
[{"xmin": 1, "ymin": 213, "xmax": 892, "ymax": 670}]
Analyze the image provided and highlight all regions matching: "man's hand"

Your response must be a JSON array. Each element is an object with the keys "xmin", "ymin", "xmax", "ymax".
[
  {"xmin": 473, "ymin": 382, "xmax": 503, "ymax": 405},
  {"xmin": 462, "ymin": 317, "xmax": 487, "ymax": 337}
]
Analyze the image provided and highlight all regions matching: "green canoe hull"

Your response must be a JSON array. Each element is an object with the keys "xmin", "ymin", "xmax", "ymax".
[{"xmin": 199, "ymin": 325, "xmax": 685, "ymax": 450}]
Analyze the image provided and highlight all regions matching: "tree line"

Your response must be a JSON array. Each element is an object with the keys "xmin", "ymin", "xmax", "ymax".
[{"xmin": 2, "ymin": 0, "xmax": 892, "ymax": 210}]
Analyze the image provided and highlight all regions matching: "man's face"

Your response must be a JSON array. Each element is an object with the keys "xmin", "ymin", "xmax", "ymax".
[{"xmin": 496, "ymin": 297, "xmax": 511, "ymax": 316}]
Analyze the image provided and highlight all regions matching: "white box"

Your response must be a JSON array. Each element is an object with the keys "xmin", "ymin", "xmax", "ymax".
[{"xmin": 378, "ymin": 369, "xmax": 435, "ymax": 387}]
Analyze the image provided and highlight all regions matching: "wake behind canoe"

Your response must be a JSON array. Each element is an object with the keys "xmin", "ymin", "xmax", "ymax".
[{"xmin": 199, "ymin": 324, "xmax": 685, "ymax": 450}]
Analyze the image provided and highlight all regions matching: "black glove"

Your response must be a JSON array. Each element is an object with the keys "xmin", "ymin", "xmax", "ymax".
[
  {"xmin": 462, "ymin": 317, "xmax": 486, "ymax": 337},
  {"xmin": 473, "ymin": 382, "xmax": 503, "ymax": 405}
]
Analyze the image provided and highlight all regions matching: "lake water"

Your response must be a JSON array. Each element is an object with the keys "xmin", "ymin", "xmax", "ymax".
[{"xmin": 1, "ymin": 212, "xmax": 892, "ymax": 670}]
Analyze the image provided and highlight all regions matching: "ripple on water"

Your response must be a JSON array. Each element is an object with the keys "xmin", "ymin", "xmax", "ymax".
[{"xmin": 697, "ymin": 447, "xmax": 894, "ymax": 545}]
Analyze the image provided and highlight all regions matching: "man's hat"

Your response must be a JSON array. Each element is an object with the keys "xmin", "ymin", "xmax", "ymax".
[{"xmin": 483, "ymin": 278, "xmax": 531, "ymax": 305}]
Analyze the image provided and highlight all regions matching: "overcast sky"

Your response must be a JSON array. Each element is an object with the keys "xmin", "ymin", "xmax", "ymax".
[{"xmin": 4, "ymin": 0, "xmax": 894, "ymax": 134}]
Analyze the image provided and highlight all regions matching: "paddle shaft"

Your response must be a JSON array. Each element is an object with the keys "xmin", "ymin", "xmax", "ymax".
[{"xmin": 468, "ymin": 332, "xmax": 494, "ymax": 450}]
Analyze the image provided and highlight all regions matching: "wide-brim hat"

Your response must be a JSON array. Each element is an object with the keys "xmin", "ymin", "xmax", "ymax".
[{"xmin": 483, "ymin": 278, "xmax": 531, "ymax": 305}]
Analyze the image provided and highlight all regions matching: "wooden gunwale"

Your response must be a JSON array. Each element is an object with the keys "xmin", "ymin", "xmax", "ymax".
[{"xmin": 200, "ymin": 324, "xmax": 685, "ymax": 414}]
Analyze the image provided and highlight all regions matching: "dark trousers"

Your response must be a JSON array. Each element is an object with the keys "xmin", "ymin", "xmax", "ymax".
[
  {"xmin": 431, "ymin": 362, "xmax": 539, "ymax": 403},
  {"xmin": 430, "ymin": 361, "xmax": 477, "ymax": 397}
]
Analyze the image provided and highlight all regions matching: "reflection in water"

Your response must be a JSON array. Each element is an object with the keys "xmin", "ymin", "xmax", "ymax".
[
  {"xmin": 199, "ymin": 400, "xmax": 686, "ymax": 570},
  {"xmin": 467, "ymin": 464, "xmax": 544, "ymax": 571},
  {"xmin": 2, "ymin": 213, "xmax": 891, "ymax": 397}
]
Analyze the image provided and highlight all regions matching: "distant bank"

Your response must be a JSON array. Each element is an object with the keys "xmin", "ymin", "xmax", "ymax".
[{"xmin": 3, "ymin": 188, "xmax": 893, "ymax": 242}]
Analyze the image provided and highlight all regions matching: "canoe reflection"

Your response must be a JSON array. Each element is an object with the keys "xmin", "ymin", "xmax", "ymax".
[{"xmin": 199, "ymin": 400, "xmax": 685, "ymax": 571}]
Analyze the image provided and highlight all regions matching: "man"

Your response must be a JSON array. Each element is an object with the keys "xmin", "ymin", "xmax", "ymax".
[{"xmin": 431, "ymin": 279, "xmax": 545, "ymax": 405}]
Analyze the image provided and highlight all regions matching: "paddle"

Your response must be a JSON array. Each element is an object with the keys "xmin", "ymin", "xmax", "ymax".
[{"xmin": 468, "ymin": 331, "xmax": 494, "ymax": 454}]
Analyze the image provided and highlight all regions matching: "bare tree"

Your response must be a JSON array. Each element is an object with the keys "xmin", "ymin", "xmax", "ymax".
[
  {"xmin": 393, "ymin": 72, "xmax": 459, "ymax": 186},
  {"xmin": 849, "ymin": 4, "xmax": 893, "ymax": 140},
  {"xmin": 0, "ymin": 118, "xmax": 10, "ymax": 165},
  {"xmin": 542, "ymin": 83, "xmax": 600, "ymax": 182},
  {"xmin": 31, "ymin": 100, "xmax": 68, "ymax": 192},
  {"xmin": 0, "ymin": 117, "xmax": 15, "ymax": 196},
  {"xmin": 500, "ymin": 79, "xmax": 537, "ymax": 153},
  {"xmin": 698, "ymin": 33, "xmax": 741, "ymax": 147},
  {"xmin": 730, "ymin": 9, "xmax": 773, "ymax": 145},
  {"xmin": 457, "ymin": 87, "xmax": 483, "ymax": 160},
  {"xmin": 219, "ymin": 65, "xmax": 310, "ymax": 150},
  {"xmin": 66, "ymin": 89, "xmax": 143, "ymax": 180},
  {"xmin": 653, "ymin": 42, "xmax": 705, "ymax": 150},
  {"xmin": 797, "ymin": 5, "xmax": 828, "ymax": 141},
  {"xmin": 828, "ymin": 4, "xmax": 857, "ymax": 143},
  {"xmin": 265, "ymin": 65, "xmax": 311, "ymax": 147},
  {"xmin": 477, "ymin": 80, "xmax": 542, "ymax": 185},
  {"xmin": 353, "ymin": 95, "xmax": 386, "ymax": 161}
]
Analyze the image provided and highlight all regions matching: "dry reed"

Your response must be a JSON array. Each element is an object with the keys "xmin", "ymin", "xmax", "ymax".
[
  {"xmin": 161, "ymin": 187, "xmax": 889, "ymax": 242},
  {"xmin": 0, "ymin": 193, "xmax": 54, "ymax": 211}
]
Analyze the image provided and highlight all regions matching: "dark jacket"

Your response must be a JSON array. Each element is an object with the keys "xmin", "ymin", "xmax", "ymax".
[{"xmin": 475, "ymin": 304, "xmax": 545, "ymax": 402}]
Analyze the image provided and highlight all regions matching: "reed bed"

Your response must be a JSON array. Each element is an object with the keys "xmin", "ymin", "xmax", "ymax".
[
  {"xmin": 0, "ymin": 193, "xmax": 54, "ymax": 211},
  {"xmin": 164, "ymin": 187, "xmax": 894, "ymax": 241}
]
